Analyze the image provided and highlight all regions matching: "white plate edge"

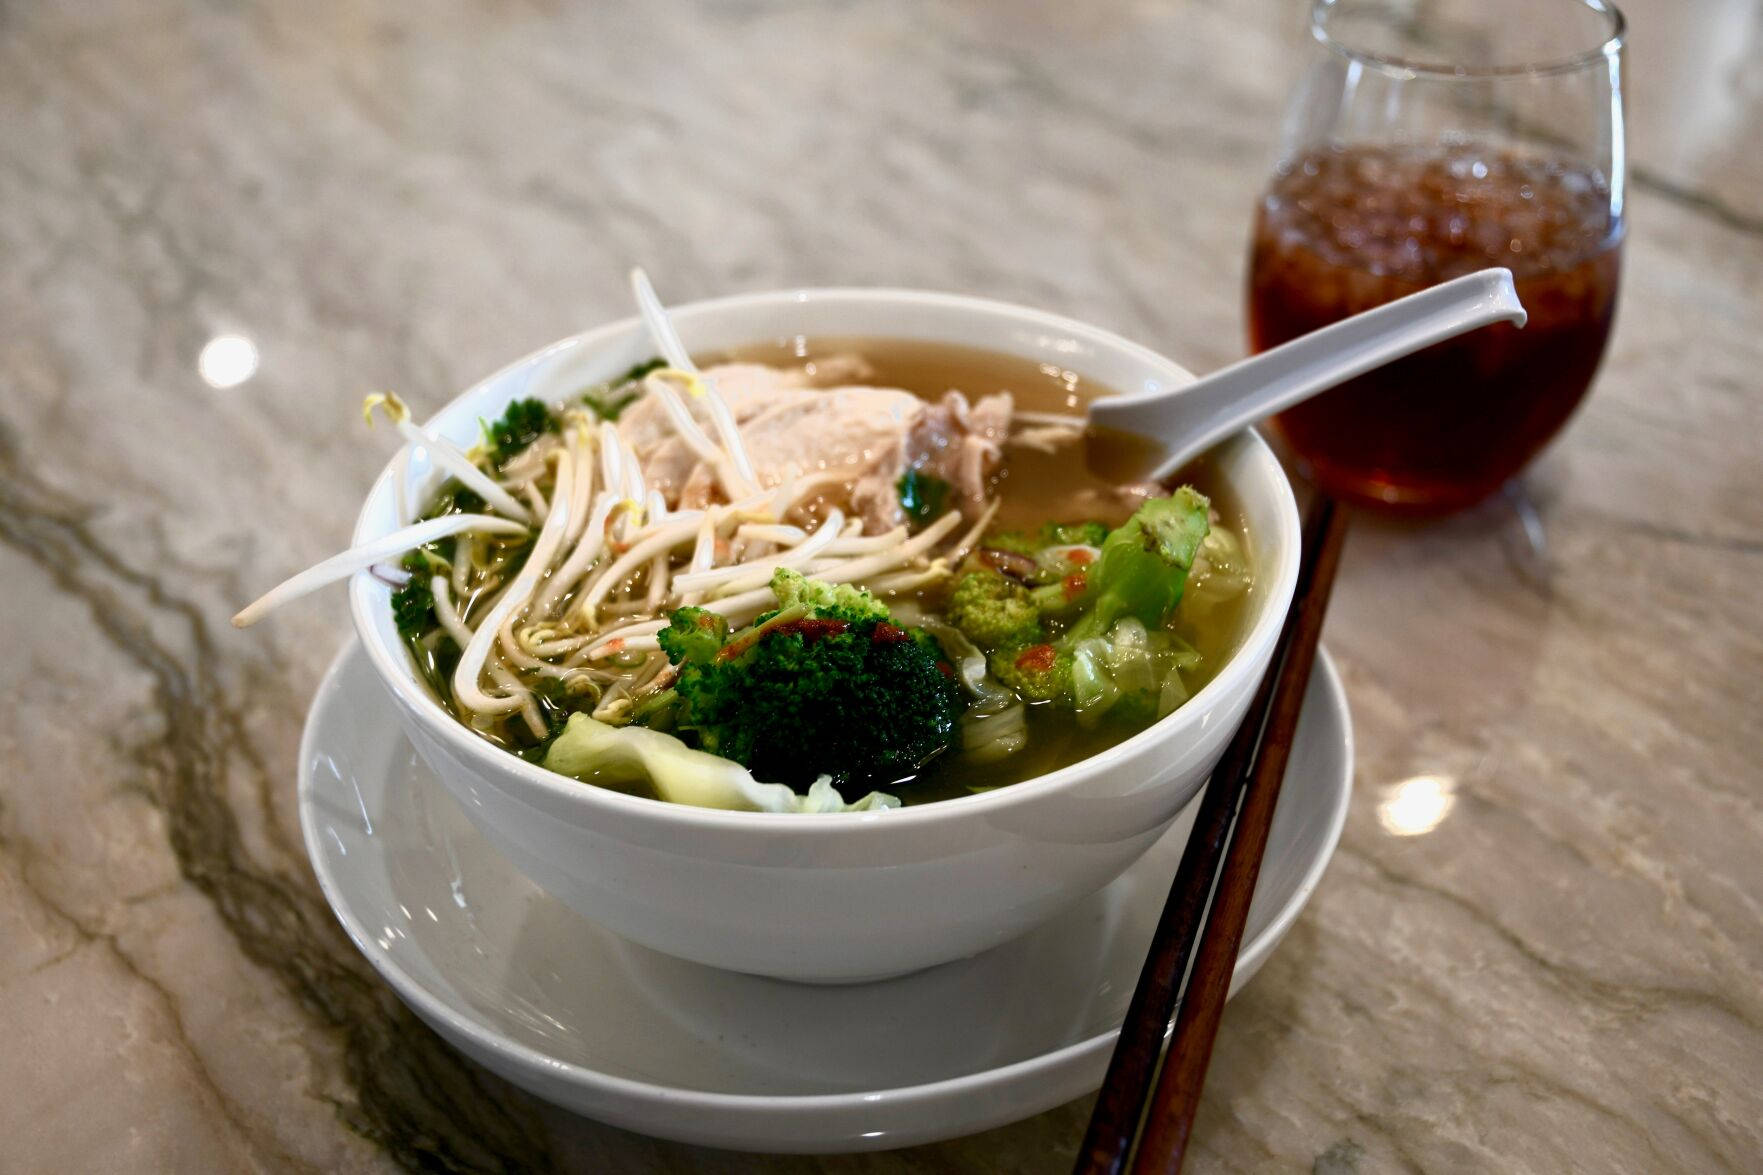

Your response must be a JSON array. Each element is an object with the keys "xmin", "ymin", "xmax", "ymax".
[{"xmin": 296, "ymin": 637, "xmax": 1353, "ymax": 1119}]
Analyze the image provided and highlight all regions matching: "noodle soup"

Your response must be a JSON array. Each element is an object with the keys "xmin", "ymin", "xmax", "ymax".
[{"xmin": 388, "ymin": 338, "xmax": 1252, "ymax": 808}]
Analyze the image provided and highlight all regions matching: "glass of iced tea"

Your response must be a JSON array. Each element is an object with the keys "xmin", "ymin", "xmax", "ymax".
[{"xmin": 1249, "ymin": 0, "xmax": 1627, "ymax": 513}]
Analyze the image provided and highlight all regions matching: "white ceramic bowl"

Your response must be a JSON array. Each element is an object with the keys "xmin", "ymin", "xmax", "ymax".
[{"xmin": 348, "ymin": 289, "xmax": 1301, "ymax": 983}]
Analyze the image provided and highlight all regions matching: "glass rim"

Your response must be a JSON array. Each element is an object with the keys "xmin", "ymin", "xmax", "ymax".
[{"xmin": 1310, "ymin": 0, "xmax": 1626, "ymax": 80}]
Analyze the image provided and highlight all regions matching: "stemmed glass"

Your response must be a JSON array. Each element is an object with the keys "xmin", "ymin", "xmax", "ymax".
[{"xmin": 1248, "ymin": 0, "xmax": 1627, "ymax": 513}]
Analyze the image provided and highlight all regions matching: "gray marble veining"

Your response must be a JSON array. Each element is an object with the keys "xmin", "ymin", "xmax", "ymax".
[{"xmin": 1, "ymin": 0, "xmax": 1759, "ymax": 1171}]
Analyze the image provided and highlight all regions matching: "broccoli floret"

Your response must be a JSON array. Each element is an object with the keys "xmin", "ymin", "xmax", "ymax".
[
  {"xmin": 981, "ymin": 520, "xmax": 1109, "ymax": 560},
  {"xmin": 989, "ymin": 642, "xmax": 1073, "ymax": 703},
  {"xmin": 946, "ymin": 570, "xmax": 1043, "ymax": 650},
  {"xmin": 483, "ymin": 397, "xmax": 556, "ymax": 465},
  {"xmin": 656, "ymin": 606, "xmax": 729, "ymax": 666},
  {"xmin": 654, "ymin": 576, "xmax": 962, "ymax": 790},
  {"xmin": 1043, "ymin": 520, "xmax": 1109, "ymax": 548},
  {"xmin": 769, "ymin": 567, "xmax": 889, "ymax": 624},
  {"xmin": 981, "ymin": 530, "xmax": 1041, "ymax": 557}
]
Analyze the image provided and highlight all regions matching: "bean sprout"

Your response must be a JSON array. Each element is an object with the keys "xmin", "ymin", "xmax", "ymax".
[{"xmin": 231, "ymin": 513, "xmax": 528, "ymax": 628}]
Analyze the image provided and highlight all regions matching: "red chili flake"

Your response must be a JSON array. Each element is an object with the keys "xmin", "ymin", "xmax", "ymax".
[
  {"xmin": 1062, "ymin": 571, "xmax": 1088, "ymax": 601},
  {"xmin": 694, "ymin": 612, "xmax": 720, "ymax": 630},
  {"xmin": 870, "ymin": 622, "xmax": 911, "ymax": 646},
  {"xmin": 935, "ymin": 660, "xmax": 955, "ymax": 678},
  {"xmin": 1015, "ymin": 644, "xmax": 1057, "ymax": 673},
  {"xmin": 1066, "ymin": 548, "xmax": 1095, "ymax": 565},
  {"xmin": 769, "ymin": 618, "xmax": 850, "ymax": 643},
  {"xmin": 604, "ymin": 638, "xmax": 625, "ymax": 654}
]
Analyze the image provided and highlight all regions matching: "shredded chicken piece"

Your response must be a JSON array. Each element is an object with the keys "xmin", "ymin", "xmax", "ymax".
[
  {"xmin": 631, "ymin": 363, "xmax": 932, "ymax": 511},
  {"xmin": 851, "ymin": 389, "xmax": 1013, "ymax": 532}
]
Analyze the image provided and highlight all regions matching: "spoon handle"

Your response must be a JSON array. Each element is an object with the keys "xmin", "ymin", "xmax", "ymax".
[{"xmin": 1090, "ymin": 267, "xmax": 1526, "ymax": 479}]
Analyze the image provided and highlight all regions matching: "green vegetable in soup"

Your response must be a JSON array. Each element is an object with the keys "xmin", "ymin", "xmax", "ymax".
[
  {"xmin": 1042, "ymin": 520, "xmax": 1110, "ymax": 549},
  {"xmin": 983, "ymin": 520, "xmax": 1110, "ymax": 561},
  {"xmin": 482, "ymin": 397, "xmax": 556, "ymax": 466},
  {"xmin": 655, "ymin": 607, "xmax": 730, "ymax": 666},
  {"xmin": 1069, "ymin": 619, "xmax": 1204, "ymax": 727},
  {"xmin": 977, "ymin": 490, "xmax": 1211, "ymax": 723},
  {"xmin": 543, "ymin": 712, "xmax": 900, "ymax": 812},
  {"xmin": 988, "ymin": 641, "xmax": 1072, "ymax": 703},
  {"xmin": 769, "ymin": 567, "xmax": 890, "ymax": 624},
  {"xmin": 424, "ymin": 480, "xmax": 485, "ymax": 517},
  {"xmin": 1063, "ymin": 488, "xmax": 1210, "ymax": 645},
  {"xmin": 390, "ymin": 577, "xmax": 434, "ymax": 640},
  {"xmin": 651, "ymin": 570, "xmax": 963, "ymax": 791},
  {"xmin": 391, "ymin": 552, "xmax": 440, "ymax": 640},
  {"xmin": 896, "ymin": 467, "xmax": 951, "ymax": 525},
  {"xmin": 580, "ymin": 358, "xmax": 665, "ymax": 421},
  {"xmin": 945, "ymin": 569, "xmax": 1043, "ymax": 651}
]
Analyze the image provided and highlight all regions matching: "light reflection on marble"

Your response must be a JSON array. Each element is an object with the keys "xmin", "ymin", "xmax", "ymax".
[
  {"xmin": 1376, "ymin": 775, "xmax": 1457, "ymax": 839},
  {"xmin": 0, "ymin": 0, "xmax": 1758, "ymax": 1172},
  {"xmin": 198, "ymin": 334, "xmax": 261, "ymax": 390}
]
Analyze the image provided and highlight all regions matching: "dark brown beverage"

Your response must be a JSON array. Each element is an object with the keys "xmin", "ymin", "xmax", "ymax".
[{"xmin": 1249, "ymin": 145, "xmax": 1623, "ymax": 512}]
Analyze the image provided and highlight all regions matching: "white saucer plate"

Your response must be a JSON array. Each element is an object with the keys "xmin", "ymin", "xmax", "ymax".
[{"xmin": 299, "ymin": 639, "xmax": 1352, "ymax": 1153}]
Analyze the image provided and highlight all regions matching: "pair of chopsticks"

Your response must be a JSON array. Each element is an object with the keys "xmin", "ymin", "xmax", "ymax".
[{"xmin": 1074, "ymin": 494, "xmax": 1350, "ymax": 1175}]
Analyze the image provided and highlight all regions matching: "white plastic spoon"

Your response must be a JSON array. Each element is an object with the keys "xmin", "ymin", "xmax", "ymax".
[{"xmin": 1084, "ymin": 267, "xmax": 1527, "ymax": 481}]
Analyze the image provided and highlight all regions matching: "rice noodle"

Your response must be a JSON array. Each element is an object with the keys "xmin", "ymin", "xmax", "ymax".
[
  {"xmin": 522, "ymin": 482, "xmax": 549, "ymax": 522},
  {"xmin": 737, "ymin": 523, "xmax": 808, "ymax": 545},
  {"xmin": 672, "ymin": 509, "xmax": 847, "ymax": 597},
  {"xmin": 865, "ymin": 561, "xmax": 953, "ymax": 595},
  {"xmin": 489, "ymin": 659, "xmax": 547, "ymax": 740},
  {"xmin": 451, "ymin": 452, "xmax": 577, "ymax": 715},
  {"xmin": 564, "ymin": 426, "xmax": 596, "ymax": 545},
  {"xmin": 430, "ymin": 576, "xmax": 475, "ymax": 648},
  {"xmin": 800, "ymin": 510, "xmax": 963, "ymax": 587},
  {"xmin": 823, "ymin": 525, "xmax": 909, "ymax": 555},
  {"xmin": 578, "ymin": 514, "xmax": 706, "ymax": 613},
  {"xmin": 946, "ymin": 498, "xmax": 1001, "ymax": 566}
]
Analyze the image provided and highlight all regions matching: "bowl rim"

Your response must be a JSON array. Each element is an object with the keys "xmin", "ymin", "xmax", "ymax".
[{"xmin": 348, "ymin": 286, "xmax": 1303, "ymax": 833}]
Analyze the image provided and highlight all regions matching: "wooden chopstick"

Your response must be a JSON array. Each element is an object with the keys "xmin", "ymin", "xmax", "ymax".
[{"xmin": 1073, "ymin": 494, "xmax": 1350, "ymax": 1175}]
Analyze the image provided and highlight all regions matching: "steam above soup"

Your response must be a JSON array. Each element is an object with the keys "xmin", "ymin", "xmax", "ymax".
[{"xmin": 236, "ymin": 293, "xmax": 1252, "ymax": 812}]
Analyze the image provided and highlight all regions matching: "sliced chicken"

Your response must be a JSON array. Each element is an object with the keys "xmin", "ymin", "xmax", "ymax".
[
  {"xmin": 619, "ymin": 364, "xmax": 817, "ymax": 459},
  {"xmin": 622, "ymin": 363, "xmax": 822, "ymax": 503},
  {"xmin": 622, "ymin": 363, "xmax": 1012, "ymax": 526},
  {"xmin": 851, "ymin": 389, "xmax": 1013, "ymax": 532}
]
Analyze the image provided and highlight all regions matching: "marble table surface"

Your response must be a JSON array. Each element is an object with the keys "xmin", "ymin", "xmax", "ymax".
[{"xmin": 2, "ymin": 0, "xmax": 1759, "ymax": 1171}]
